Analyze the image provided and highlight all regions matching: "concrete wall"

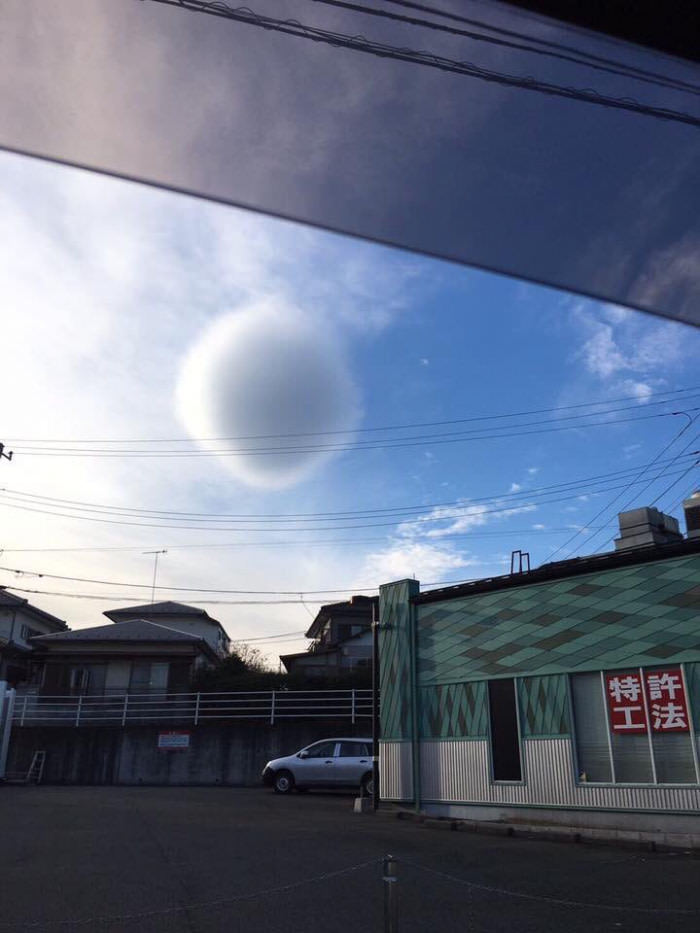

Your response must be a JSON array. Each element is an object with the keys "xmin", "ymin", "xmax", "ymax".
[{"xmin": 7, "ymin": 720, "xmax": 370, "ymax": 785}]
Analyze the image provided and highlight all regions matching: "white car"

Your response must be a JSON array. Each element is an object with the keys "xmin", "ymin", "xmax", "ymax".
[{"xmin": 262, "ymin": 737, "xmax": 375, "ymax": 795}]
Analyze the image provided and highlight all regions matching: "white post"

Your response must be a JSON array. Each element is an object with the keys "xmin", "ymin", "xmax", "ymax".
[
  {"xmin": 20, "ymin": 694, "xmax": 27, "ymax": 727},
  {"xmin": 194, "ymin": 692, "xmax": 201, "ymax": 726},
  {"xmin": 121, "ymin": 694, "xmax": 129, "ymax": 727},
  {"xmin": 270, "ymin": 691, "xmax": 276, "ymax": 726},
  {"xmin": 0, "ymin": 685, "xmax": 16, "ymax": 780},
  {"xmin": 76, "ymin": 695, "xmax": 82, "ymax": 728},
  {"xmin": 351, "ymin": 688, "xmax": 356, "ymax": 725}
]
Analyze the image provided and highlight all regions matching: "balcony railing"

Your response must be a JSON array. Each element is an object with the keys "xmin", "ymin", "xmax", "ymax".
[{"xmin": 11, "ymin": 689, "xmax": 374, "ymax": 727}]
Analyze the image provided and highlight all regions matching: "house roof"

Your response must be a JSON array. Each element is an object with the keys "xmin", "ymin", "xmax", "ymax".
[
  {"xmin": 414, "ymin": 537, "xmax": 700, "ymax": 605},
  {"xmin": 304, "ymin": 595, "xmax": 376, "ymax": 639},
  {"xmin": 30, "ymin": 618, "xmax": 214, "ymax": 654},
  {"xmin": 103, "ymin": 601, "xmax": 229, "ymax": 640},
  {"xmin": 0, "ymin": 588, "xmax": 68, "ymax": 631}
]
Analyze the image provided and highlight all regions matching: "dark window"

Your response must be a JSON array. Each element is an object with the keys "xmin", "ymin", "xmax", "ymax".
[
  {"xmin": 339, "ymin": 741, "xmax": 370, "ymax": 757},
  {"xmin": 488, "ymin": 678, "xmax": 522, "ymax": 781},
  {"xmin": 305, "ymin": 741, "xmax": 338, "ymax": 759}
]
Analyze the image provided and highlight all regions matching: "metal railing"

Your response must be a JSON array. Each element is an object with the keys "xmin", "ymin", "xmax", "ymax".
[{"xmin": 11, "ymin": 689, "xmax": 373, "ymax": 727}]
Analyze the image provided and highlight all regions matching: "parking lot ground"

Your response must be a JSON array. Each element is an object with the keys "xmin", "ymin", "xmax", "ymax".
[{"xmin": 0, "ymin": 786, "xmax": 698, "ymax": 932}]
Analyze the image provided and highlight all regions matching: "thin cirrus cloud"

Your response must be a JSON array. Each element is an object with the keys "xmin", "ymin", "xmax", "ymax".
[{"xmin": 176, "ymin": 301, "xmax": 362, "ymax": 489}]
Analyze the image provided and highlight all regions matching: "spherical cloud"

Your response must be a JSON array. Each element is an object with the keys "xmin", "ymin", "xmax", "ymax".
[{"xmin": 176, "ymin": 302, "xmax": 361, "ymax": 488}]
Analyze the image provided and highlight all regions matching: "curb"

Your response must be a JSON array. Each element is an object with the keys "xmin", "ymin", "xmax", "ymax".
[{"xmin": 369, "ymin": 806, "xmax": 700, "ymax": 853}]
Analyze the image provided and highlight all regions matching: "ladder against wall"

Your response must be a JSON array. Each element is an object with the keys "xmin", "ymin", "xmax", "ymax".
[{"xmin": 2, "ymin": 750, "xmax": 46, "ymax": 785}]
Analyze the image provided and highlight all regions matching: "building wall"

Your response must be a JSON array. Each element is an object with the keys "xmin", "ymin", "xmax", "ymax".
[
  {"xmin": 378, "ymin": 554, "xmax": 700, "ymax": 822},
  {"xmin": 7, "ymin": 720, "xmax": 369, "ymax": 785},
  {"xmin": 111, "ymin": 615, "xmax": 228, "ymax": 658}
]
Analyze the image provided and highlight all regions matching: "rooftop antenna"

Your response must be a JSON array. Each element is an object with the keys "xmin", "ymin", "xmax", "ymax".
[{"xmin": 143, "ymin": 549, "xmax": 167, "ymax": 603}]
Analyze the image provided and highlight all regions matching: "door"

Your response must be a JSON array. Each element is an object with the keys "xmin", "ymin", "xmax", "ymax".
[
  {"xmin": 297, "ymin": 740, "xmax": 340, "ymax": 785},
  {"xmin": 334, "ymin": 740, "xmax": 371, "ymax": 786}
]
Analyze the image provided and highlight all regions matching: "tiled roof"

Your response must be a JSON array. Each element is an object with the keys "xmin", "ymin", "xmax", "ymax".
[
  {"xmin": 417, "ymin": 551, "xmax": 700, "ymax": 683},
  {"xmin": 31, "ymin": 619, "xmax": 205, "ymax": 644},
  {"xmin": 103, "ymin": 601, "xmax": 229, "ymax": 639},
  {"xmin": 104, "ymin": 601, "xmax": 210, "ymax": 619},
  {"xmin": 0, "ymin": 588, "xmax": 68, "ymax": 630}
]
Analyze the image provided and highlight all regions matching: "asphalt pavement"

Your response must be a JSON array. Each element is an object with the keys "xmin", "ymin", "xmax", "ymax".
[{"xmin": 0, "ymin": 786, "xmax": 697, "ymax": 932}]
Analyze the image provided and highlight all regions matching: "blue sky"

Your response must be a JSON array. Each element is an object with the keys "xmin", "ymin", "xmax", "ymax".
[{"xmin": 0, "ymin": 150, "xmax": 698, "ymax": 658}]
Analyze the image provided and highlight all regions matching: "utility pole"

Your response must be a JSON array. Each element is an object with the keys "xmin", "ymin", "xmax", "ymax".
[
  {"xmin": 0, "ymin": 443, "xmax": 13, "ymax": 462},
  {"xmin": 143, "ymin": 549, "xmax": 167, "ymax": 603}
]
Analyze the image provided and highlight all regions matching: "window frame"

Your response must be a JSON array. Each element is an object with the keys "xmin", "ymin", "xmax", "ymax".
[
  {"xmin": 570, "ymin": 663, "xmax": 700, "ymax": 788},
  {"xmin": 486, "ymin": 676, "xmax": 525, "ymax": 786}
]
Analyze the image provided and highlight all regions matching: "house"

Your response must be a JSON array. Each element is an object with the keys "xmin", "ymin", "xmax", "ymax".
[
  {"xmin": 29, "ymin": 619, "xmax": 219, "ymax": 696},
  {"xmin": 103, "ymin": 601, "xmax": 230, "ymax": 659},
  {"xmin": 0, "ymin": 589, "xmax": 67, "ymax": 686},
  {"xmin": 280, "ymin": 595, "xmax": 376, "ymax": 678},
  {"xmin": 378, "ymin": 496, "xmax": 700, "ymax": 833}
]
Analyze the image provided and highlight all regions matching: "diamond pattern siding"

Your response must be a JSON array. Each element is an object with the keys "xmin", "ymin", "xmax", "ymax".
[
  {"xmin": 379, "ymin": 579, "xmax": 419, "ymax": 740},
  {"xmin": 419, "ymin": 682, "xmax": 488, "ymax": 739},
  {"xmin": 417, "ymin": 553, "xmax": 700, "ymax": 685},
  {"xmin": 518, "ymin": 674, "xmax": 571, "ymax": 736}
]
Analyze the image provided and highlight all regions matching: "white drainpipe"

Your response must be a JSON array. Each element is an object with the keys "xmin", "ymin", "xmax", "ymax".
[{"xmin": 0, "ymin": 682, "xmax": 16, "ymax": 780}]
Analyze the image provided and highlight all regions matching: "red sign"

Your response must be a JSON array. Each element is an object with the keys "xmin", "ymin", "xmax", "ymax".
[
  {"xmin": 605, "ymin": 668, "xmax": 690, "ymax": 735},
  {"xmin": 644, "ymin": 668, "xmax": 689, "ymax": 733},
  {"xmin": 605, "ymin": 672, "xmax": 647, "ymax": 733}
]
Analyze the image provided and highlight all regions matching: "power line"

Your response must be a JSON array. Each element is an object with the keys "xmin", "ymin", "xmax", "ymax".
[
  {"xmin": 0, "ymin": 525, "xmax": 618, "ymax": 554},
  {"xmin": 0, "ymin": 465, "xmax": 695, "ymax": 533},
  {"xmin": 8, "ymin": 408, "xmax": 698, "ymax": 458},
  {"xmin": 581, "ymin": 427, "xmax": 699, "ymax": 555},
  {"xmin": 0, "ymin": 584, "xmax": 334, "ymax": 605},
  {"xmin": 546, "ymin": 416, "xmax": 698, "ymax": 562},
  {"xmin": 307, "ymin": 0, "xmax": 700, "ymax": 97},
  {"xmin": 6, "ymin": 384, "xmax": 698, "ymax": 444},
  {"xmin": 145, "ymin": 1, "xmax": 700, "ymax": 129},
  {"xmin": 2, "ymin": 453, "xmax": 696, "ymax": 522},
  {"xmin": 649, "ymin": 459, "xmax": 700, "ymax": 508},
  {"xmin": 380, "ymin": 0, "xmax": 700, "ymax": 96}
]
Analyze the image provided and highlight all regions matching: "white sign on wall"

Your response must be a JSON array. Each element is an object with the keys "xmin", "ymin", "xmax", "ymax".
[{"xmin": 157, "ymin": 731, "xmax": 191, "ymax": 750}]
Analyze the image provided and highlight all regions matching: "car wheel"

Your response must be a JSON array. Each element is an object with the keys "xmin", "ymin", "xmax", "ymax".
[
  {"xmin": 273, "ymin": 770, "xmax": 294, "ymax": 794},
  {"xmin": 361, "ymin": 772, "xmax": 375, "ymax": 797}
]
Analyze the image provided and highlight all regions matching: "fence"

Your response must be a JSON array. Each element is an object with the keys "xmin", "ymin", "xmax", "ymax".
[{"xmin": 11, "ymin": 688, "xmax": 373, "ymax": 727}]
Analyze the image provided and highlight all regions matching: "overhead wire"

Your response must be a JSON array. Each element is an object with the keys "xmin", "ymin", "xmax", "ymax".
[
  {"xmin": 6, "ymin": 384, "xmax": 698, "ymax": 444},
  {"xmin": 145, "ymin": 1, "xmax": 700, "ymax": 129},
  {"xmin": 2, "ymin": 452, "xmax": 697, "ymax": 522},
  {"xmin": 306, "ymin": 0, "xmax": 700, "ymax": 97},
  {"xmin": 546, "ymin": 415, "xmax": 698, "ymax": 562},
  {"xmin": 0, "ymin": 464, "xmax": 696, "ymax": 533},
  {"xmin": 380, "ymin": 0, "xmax": 700, "ymax": 94},
  {"xmin": 0, "ymin": 526, "xmax": 620, "ymax": 554},
  {"xmin": 7, "ymin": 407, "xmax": 699, "ymax": 458}
]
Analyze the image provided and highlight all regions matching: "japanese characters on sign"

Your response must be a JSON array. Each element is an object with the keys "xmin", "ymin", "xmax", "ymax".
[
  {"xmin": 605, "ymin": 668, "xmax": 690, "ymax": 734},
  {"xmin": 606, "ymin": 672, "xmax": 647, "ymax": 733},
  {"xmin": 645, "ymin": 669, "xmax": 689, "ymax": 733}
]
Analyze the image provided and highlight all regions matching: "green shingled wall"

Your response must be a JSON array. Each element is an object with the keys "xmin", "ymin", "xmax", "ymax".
[
  {"xmin": 417, "ymin": 553, "xmax": 700, "ymax": 685},
  {"xmin": 419, "ymin": 682, "xmax": 488, "ymax": 739},
  {"xmin": 379, "ymin": 579, "xmax": 419, "ymax": 740},
  {"xmin": 518, "ymin": 674, "xmax": 571, "ymax": 736}
]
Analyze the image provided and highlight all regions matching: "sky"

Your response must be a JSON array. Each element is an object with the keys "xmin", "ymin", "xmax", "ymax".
[
  {"xmin": 0, "ymin": 150, "xmax": 698, "ymax": 661},
  {"xmin": 2, "ymin": 0, "xmax": 699, "ymax": 326}
]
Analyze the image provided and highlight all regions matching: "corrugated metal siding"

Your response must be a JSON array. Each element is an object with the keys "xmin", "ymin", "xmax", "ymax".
[
  {"xmin": 379, "ymin": 740, "xmax": 413, "ymax": 801},
  {"xmin": 418, "ymin": 738, "xmax": 700, "ymax": 811}
]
